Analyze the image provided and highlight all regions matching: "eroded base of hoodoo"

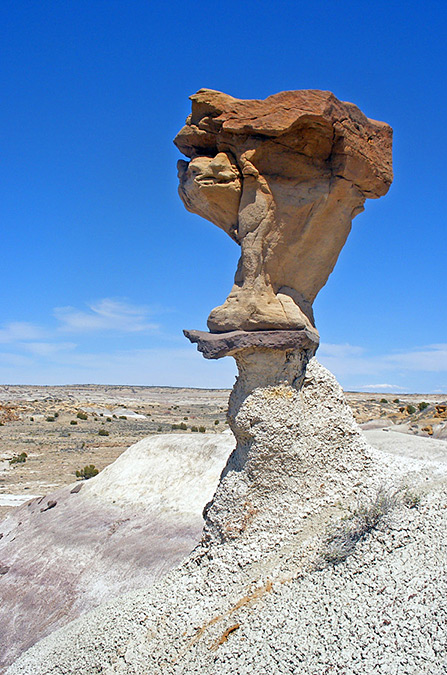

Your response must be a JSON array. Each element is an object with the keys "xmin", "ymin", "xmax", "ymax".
[{"xmin": 8, "ymin": 360, "xmax": 437, "ymax": 675}]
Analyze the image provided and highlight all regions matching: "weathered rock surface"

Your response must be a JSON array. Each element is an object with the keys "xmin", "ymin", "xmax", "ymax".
[
  {"xmin": 183, "ymin": 328, "xmax": 319, "ymax": 359},
  {"xmin": 0, "ymin": 433, "xmax": 234, "ymax": 673},
  {"xmin": 7, "ymin": 360, "xmax": 447, "ymax": 675},
  {"xmin": 175, "ymin": 89, "xmax": 393, "ymax": 332}
]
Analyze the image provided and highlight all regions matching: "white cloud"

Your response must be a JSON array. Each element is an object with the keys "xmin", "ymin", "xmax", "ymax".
[
  {"xmin": 384, "ymin": 344, "xmax": 447, "ymax": 372},
  {"xmin": 21, "ymin": 342, "xmax": 77, "ymax": 357},
  {"xmin": 361, "ymin": 383, "xmax": 405, "ymax": 392},
  {"xmin": 319, "ymin": 343, "xmax": 365, "ymax": 358},
  {"xmin": 0, "ymin": 322, "xmax": 46, "ymax": 343},
  {"xmin": 54, "ymin": 299, "xmax": 159, "ymax": 334}
]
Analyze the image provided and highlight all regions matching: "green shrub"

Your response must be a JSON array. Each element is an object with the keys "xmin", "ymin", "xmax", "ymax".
[
  {"xmin": 199, "ymin": 426, "xmax": 206, "ymax": 433},
  {"xmin": 418, "ymin": 401, "xmax": 429, "ymax": 411},
  {"xmin": 30, "ymin": 417, "xmax": 34, "ymax": 422},
  {"xmin": 54, "ymin": 412, "xmax": 59, "ymax": 418},
  {"xmin": 380, "ymin": 398, "xmax": 388, "ymax": 404},
  {"xmin": 75, "ymin": 464, "xmax": 99, "ymax": 480},
  {"xmin": 172, "ymin": 422, "xmax": 187, "ymax": 430},
  {"xmin": 393, "ymin": 398, "xmax": 400, "ymax": 403},
  {"xmin": 98, "ymin": 428, "xmax": 109, "ymax": 436},
  {"xmin": 106, "ymin": 417, "xmax": 112, "ymax": 422},
  {"xmin": 191, "ymin": 426, "xmax": 198, "ymax": 432},
  {"xmin": 183, "ymin": 416, "xmax": 188, "ymax": 420},
  {"xmin": 157, "ymin": 426, "xmax": 162, "ymax": 432},
  {"xmin": 406, "ymin": 404, "xmax": 416, "ymax": 415},
  {"xmin": 119, "ymin": 415, "xmax": 127, "ymax": 420},
  {"xmin": 9, "ymin": 452, "xmax": 27, "ymax": 465},
  {"xmin": 70, "ymin": 420, "xmax": 78, "ymax": 425},
  {"xmin": 214, "ymin": 420, "xmax": 220, "ymax": 425},
  {"xmin": 76, "ymin": 412, "xmax": 88, "ymax": 420},
  {"xmin": 46, "ymin": 416, "xmax": 55, "ymax": 422}
]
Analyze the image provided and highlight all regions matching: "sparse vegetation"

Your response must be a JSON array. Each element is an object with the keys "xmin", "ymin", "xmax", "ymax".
[
  {"xmin": 393, "ymin": 398, "xmax": 400, "ymax": 403},
  {"xmin": 70, "ymin": 420, "xmax": 78, "ymax": 425},
  {"xmin": 199, "ymin": 426, "xmax": 206, "ymax": 433},
  {"xmin": 191, "ymin": 426, "xmax": 198, "ymax": 432},
  {"xmin": 380, "ymin": 398, "xmax": 388, "ymax": 404},
  {"xmin": 119, "ymin": 415, "xmax": 127, "ymax": 420},
  {"xmin": 75, "ymin": 464, "xmax": 99, "ymax": 480},
  {"xmin": 172, "ymin": 422, "xmax": 187, "ymax": 430},
  {"xmin": 76, "ymin": 412, "xmax": 88, "ymax": 420},
  {"xmin": 214, "ymin": 420, "xmax": 220, "ymax": 425},
  {"xmin": 46, "ymin": 416, "xmax": 55, "ymax": 422},
  {"xmin": 106, "ymin": 417, "xmax": 112, "ymax": 422},
  {"xmin": 418, "ymin": 401, "xmax": 429, "ymax": 411},
  {"xmin": 98, "ymin": 428, "xmax": 109, "ymax": 436},
  {"xmin": 317, "ymin": 488, "xmax": 400, "ymax": 567},
  {"xmin": 9, "ymin": 452, "xmax": 27, "ymax": 465},
  {"xmin": 406, "ymin": 404, "xmax": 416, "ymax": 415}
]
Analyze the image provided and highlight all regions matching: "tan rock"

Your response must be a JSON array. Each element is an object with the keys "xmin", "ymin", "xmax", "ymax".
[{"xmin": 175, "ymin": 89, "xmax": 393, "ymax": 332}]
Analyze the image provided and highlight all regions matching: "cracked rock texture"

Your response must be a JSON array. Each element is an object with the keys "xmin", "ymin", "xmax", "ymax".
[
  {"xmin": 175, "ymin": 89, "xmax": 393, "ymax": 332},
  {"xmin": 8, "ymin": 360, "xmax": 446, "ymax": 675}
]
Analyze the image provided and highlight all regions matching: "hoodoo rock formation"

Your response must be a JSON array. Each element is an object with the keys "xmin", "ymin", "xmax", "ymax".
[
  {"xmin": 180, "ymin": 90, "xmax": 394, "ymax": 551},
  {"xmin": 7, "ymin": 93, "xmax": 447, "ymax": 675},
  {"xmin": 176, "ymin": 89, "xmax": 393, "ymax": 334}
]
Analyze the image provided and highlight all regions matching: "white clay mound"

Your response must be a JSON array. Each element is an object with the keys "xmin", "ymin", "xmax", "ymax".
[{"xmin": 0, "ymin": 433, "xmax": 234, "ymax": 672}]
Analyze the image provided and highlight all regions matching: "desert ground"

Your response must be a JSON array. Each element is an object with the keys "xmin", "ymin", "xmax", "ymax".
[{"xmin": 1, "ymin": 383, "xmax": 446, "ymax": 521}]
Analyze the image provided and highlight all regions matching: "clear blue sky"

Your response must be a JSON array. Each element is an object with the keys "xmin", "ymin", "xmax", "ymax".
[{"xmin": 1, "ymin": 0, "xmax": 446, "ymax": 392}]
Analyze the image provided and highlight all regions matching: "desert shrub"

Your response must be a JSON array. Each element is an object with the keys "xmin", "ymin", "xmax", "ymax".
[
  {"xmin": 317, "ymin": 488, "xmax": 400, "ymax": 567},
  {"xmin": 98, "ymin": 428, "xmax": 109, "ymax": 436},
  {"xmin": 106, "ymin": 417, "xmax": 112, "ymax": 422},
  {"xmin": 380, "ymin": 398, "xmax": 388, "ymax": 404},
  {"xmin": 119, "ymin": 415, "xmax": 127, "ymax": 420},
  {"xmin": 191, "ymin": 426, "xmax": 198, "ymax": 432},
  {"xmin": 70, "ymin": 420, "xmax": 78, "ymax": 425},
  {"xmin": 157, "ymin": 426, "xmax": 162, "ymax": 432},
  {"xmin": 46, "ymin": 416, "xmax": 55, "ymax": 422},
  {"xmin": 393, "ymin": 398, "xmax": 400, "ymax": 403},
  {"xmin": 402, "ymin": 487, "xmax": 421, "ymax": 509},
  {"xmin": 75, "ymin": 464, "xmax": 99, "ymax": 480},
  {"xmin": 214, "ymin": 420, "xmax": 220, "ymax": 425},
  {"xmin": 30, "ymin": 417, "xmax": 34, "ymax": 422},
  {"xmin": 113, "ymin": 414, "xmax": 117, "ymax": 419},
  {"xmin": 418, "ymin": 401, "xmax": 429, "ymax": 411},
  {"xmin": 9, "ymin": 452, "xmax": 27, "ymax": 465},
  {"xmin": 406, "ymin": 404, "xmax": 416, "ymax": 415},
  {"xmin": 171, "ymin": 422, "xmax": 187, "ymax": 430},
  {"xmin": 54, "ymin": 412, "xmax": 59, "ymax": 418},
  {"xmin": 184, "ymin": 416, "xmax": 188, "ymax": 420},
  {"xmin": 199, "ymin": 426, "xmax": 206, "ymax": 433},
  {"xmin": 76, "ymin": 412, "xmax": 88, "ymax": 420}
]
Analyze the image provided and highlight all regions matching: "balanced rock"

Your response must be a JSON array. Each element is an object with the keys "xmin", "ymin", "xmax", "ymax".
[{"xmin": 175, "ymin": 89, "xmax": 393, "ymax": 333}]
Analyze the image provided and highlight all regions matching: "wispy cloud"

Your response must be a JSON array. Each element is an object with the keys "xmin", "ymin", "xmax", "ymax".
[
  {"xmin": 21, "ymin": 342, "xmax": 77, "ymax": 357},
  {"xmin": 383, "ymin": 344, "xmax": 447, "ymax": 372},
  {"xmin": 361, "ymin": 383, "xmax": 405, "ymax": 392},
  {"xmin": 0, "ymin": 322, "xmax": 46, "ymax": 343},
  {"xmin": 54, "ymin": 299, "xmax": 159, "ymax": 334}
]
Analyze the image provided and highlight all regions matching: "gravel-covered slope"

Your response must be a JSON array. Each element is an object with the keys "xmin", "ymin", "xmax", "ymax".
[{"xmin": 7, "ymin": 361, "xmax": 447, "ymax": 675}]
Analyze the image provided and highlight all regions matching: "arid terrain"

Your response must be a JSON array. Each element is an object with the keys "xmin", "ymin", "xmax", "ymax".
[{"xmin": 0, "ymin": 382, "xmax": 446, "ymax": 520}]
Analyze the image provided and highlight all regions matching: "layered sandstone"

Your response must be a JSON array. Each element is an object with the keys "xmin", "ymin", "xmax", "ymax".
[{"xmin": 175, "ymin": 89, "xmax": 393, "ymax": 332}]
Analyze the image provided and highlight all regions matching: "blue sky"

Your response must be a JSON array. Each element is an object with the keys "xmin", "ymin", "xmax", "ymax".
[{"xmin": 0, "ymin": 0, "xmax": 446, "ymax": 392}]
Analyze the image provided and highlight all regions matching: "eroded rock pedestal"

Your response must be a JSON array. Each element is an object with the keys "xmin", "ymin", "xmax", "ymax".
[
  {"xmin": 180, "ymin": 88, "xmax": 393, "ymax": 556},
  {"xmin": 176, "ymin": 88, "xmax": 393, "ymax": 333}
]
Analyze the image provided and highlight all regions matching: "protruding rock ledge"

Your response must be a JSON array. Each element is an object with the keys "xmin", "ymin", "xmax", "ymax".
[{"xmin": 183, "ymin": 328, "xmax": 319, "ymax": 360}]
